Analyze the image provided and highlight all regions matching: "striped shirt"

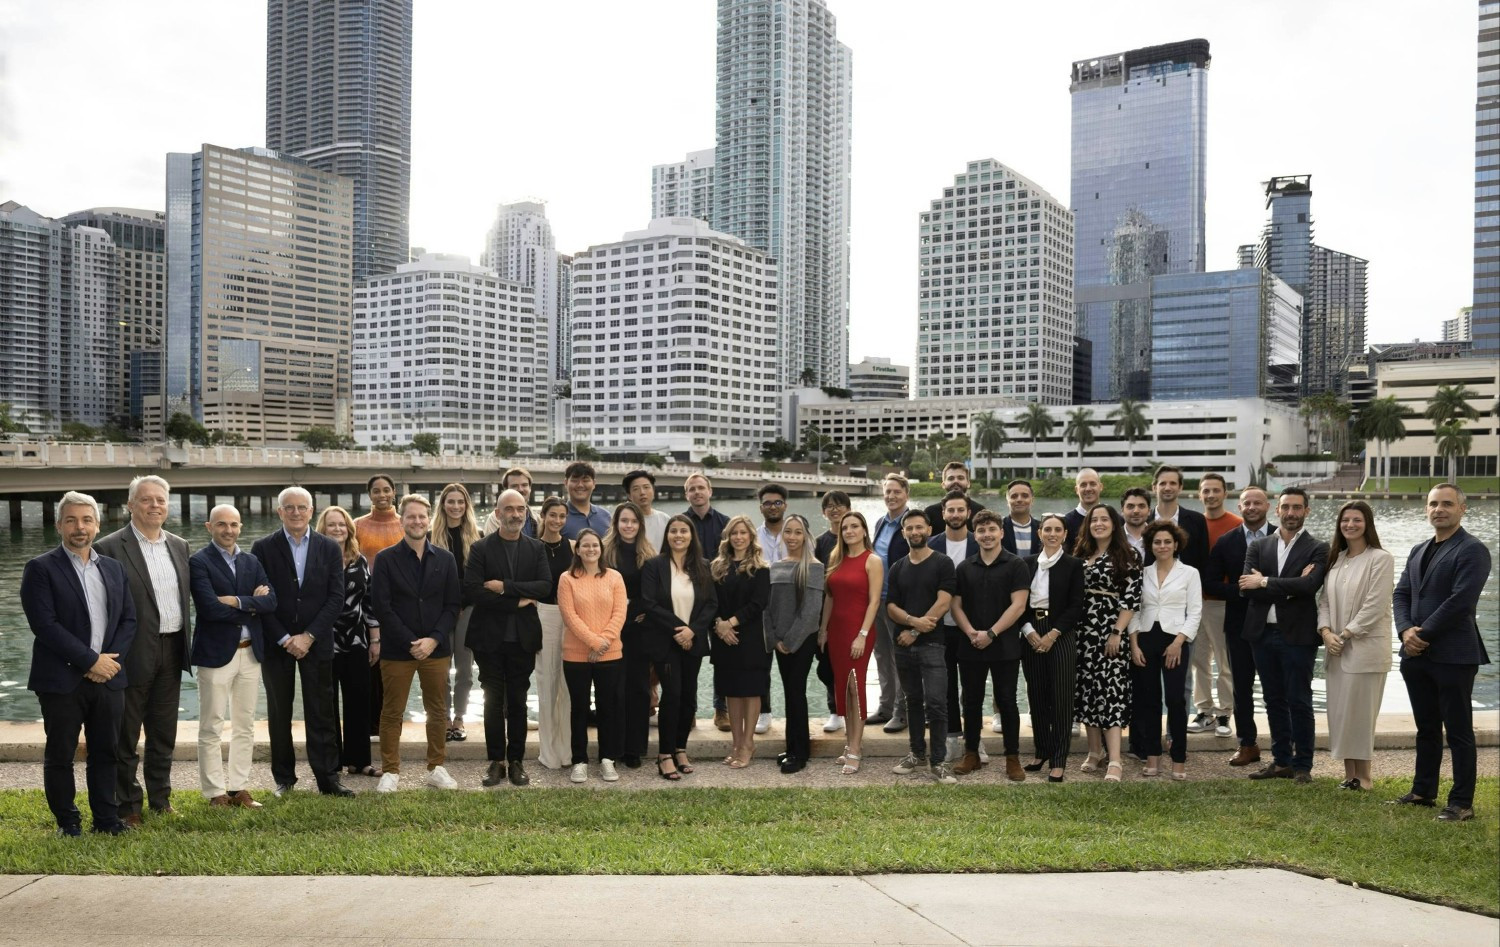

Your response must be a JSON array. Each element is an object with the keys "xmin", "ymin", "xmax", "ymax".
[
  {"xmin": 64, "ymin": 546, "xmax": 108, "ymax": 653},
  {"xmin": 131, "ymin": 524, "xmax": 183, "ymax": 633}
]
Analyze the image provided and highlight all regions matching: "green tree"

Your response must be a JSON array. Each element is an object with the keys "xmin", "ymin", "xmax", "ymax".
[
  {"xmin": 299, "ymin": 426, "xmax": 353, "ymax": 451},
  {"xmin": 643, "ymin": 452, "xmax": 667, "ymax": 468},
  {"xmin": 550, "ymin": 441, "xmax": 573, "ymax": 458},
  {"xmin": 209, "ymin": 429, "xmax": 249, "ymax": 447},
  {"xmin": 165, "ymin": 412, "xmax": 210, "ymax": 447},
  {"xmin": 801, "ymin": 424, "xmax": 842, "ymax": 466},
  {"xmin": 573, "ymin": 442, "xmax": 602, "ymax": 462},
  {"xmin": 1064, "ymin": 407, "xmax": 1096, "ymax": 468},
  {"xmin": 1107, "ymin": 398, "xmax": 1150, "ymax": 472},
  {"xmin": 1016, "ymin": 403, "xmax": 1055, "ymax": 480},
  {"xmin": 701, "ymin": 454, "xmax": 722, "ymax": 469},
  {"xmin": 493, "ymin": 436, "xmax": 520, "ymax": 458},
  {"xmin": 971, "ymin": 411, "xmax": 1008, "ymax": 486},
  {"xmin": 0, "ymin": 402, "xmax": 31, "ymax": 435},
  {"xmin": 1425, "ymin": 383, "xmax": 1482, "ymax": 428},
  {"xmin": 761, "ymin": 437, "xmax": 796, "ymax": 461},
  {"xmin": 1434, "ymin": 421, "xmax": 1474, "ymax": 483},
  {"xmin": 760, "ymin": 458, "xmax": 781, "ymax": 473},
  {"xmin": 59, "ymin": 421, "xmax": 98, "ymax": 442},
  {"xmin": 410, "ymin": 432, "xmax": 441, "ymax": 456},
  {"xmin": 1356, "ymin": 396, "xmax": 1406, "ymax": 490}
]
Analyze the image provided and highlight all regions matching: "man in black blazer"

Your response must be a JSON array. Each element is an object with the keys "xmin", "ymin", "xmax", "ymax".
[
  {"xmin": 464, "ymin": 489, "xmax": 553, "ymax": 787},
  {"xmin": 1061, "ymin": 468, "xmax": 1102, "ymax": 551},
  {"xmin": 922, "ymin": 462, "xmax": 987, "ymax": 531},
  {"xmin": 250, "ymin": 485, "xmax": 352, "ymax": 797},
  {"xmin": 1392, "ymin": 484, "xmax": 1493, "ymax": 821},
  {"xmin": 1151, "ymin": 466, "xmax": 1210, "ymax": 571},
  {"xmin": 189, "ymin": 504, "xmax": 277, "ymax": 809},
  {"xmin": 1238, "ymin": 487, "xmax": 1328, "ymax": 782},
  {"xmin": 1202, "ymin": 486, "xmax": 1272, "ymax": 766},
  {"xmin": 95, "ymin": 474, "xmax": 192, "ymax": 826},
  {"xmin": 21, "ymin": 492, "xmax": 137, "ymax": 836}
]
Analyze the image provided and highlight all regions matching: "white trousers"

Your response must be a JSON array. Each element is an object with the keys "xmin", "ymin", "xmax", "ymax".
[
  {"xmin": 1191, "ymin": 599, "xmax": 1234, "ymax": 717},
  {"xmin": 196, "ymin": 645, "xmax": 261, "ymax": 798},
  {"xmin": 535, "ymin": 602, "xmax": 572, "ymax": 769}
]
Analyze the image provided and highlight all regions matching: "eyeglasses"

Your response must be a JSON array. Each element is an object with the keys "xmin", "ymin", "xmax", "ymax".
[
  {"xmin": 280, "ymin": 505, "xmax": 311, "ymax": 513},
  {"xmin": 760, "ymin": 499, "xmax": 786, "ymax": 508}
]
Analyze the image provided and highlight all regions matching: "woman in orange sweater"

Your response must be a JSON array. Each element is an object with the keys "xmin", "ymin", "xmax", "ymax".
[{"xmin": 556, "ymin": 528, "xmax": 628, "ymax": 783}]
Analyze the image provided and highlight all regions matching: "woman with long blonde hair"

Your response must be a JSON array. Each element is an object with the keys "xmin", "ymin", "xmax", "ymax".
[
  {"xmin": 429, "ymin": 483, "xmax": 480, "ymax": 742},
  {"xmin": 709, "ymin": 515, "xmax": 771, "ymax": 767},
  {"xmin": 316, "ymin": 505, "xmax": 381, "ymax": 778}
]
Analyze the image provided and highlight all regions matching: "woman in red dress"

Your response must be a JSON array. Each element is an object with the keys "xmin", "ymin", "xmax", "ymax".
[{"xmin": 819, "ymin": 511, "xmax": 884, "ymax": 775}]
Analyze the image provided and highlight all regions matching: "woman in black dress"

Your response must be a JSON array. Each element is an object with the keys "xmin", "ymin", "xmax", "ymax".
[
  {"xmin": 315, "ymin": 505, "xmax": 380, "ymax": 778},
  {"xmin": 604, "ymin": 500, "xmax": 656, "ymax": 768},
  {"xmin": 1072, "ymin": 504, "xmax": 1141, "ymax": 783},
  {"xmin": 710, "ymin": 514, "xmax": 771, "ymax": 767},
  {"xmin": 1019, "ymin": 513, "xmax": 1086, "ymax": 782},
  {"xmin": 640, "ymin": 515, "xmax": 717, "ymax": 779}
]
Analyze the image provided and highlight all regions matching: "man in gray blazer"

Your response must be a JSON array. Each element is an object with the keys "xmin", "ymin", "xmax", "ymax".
[
  {"xmin": 95, "ymin": 475, "xmax": 192, "ymax": 826},
  {"xmin": 1392, "ymin": 484, "xmax": 1493, "ymax": 822}
]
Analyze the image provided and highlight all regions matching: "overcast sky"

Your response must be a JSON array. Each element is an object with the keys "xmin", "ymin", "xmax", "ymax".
[{"xmin": 0, "ymin": 0, "xmax": 1477, "ymax": 369}]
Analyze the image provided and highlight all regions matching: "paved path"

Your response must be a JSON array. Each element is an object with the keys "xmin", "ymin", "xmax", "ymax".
[{"xmin": 0, "ymin": 870, "xmax": 1493, "ymax": 945}]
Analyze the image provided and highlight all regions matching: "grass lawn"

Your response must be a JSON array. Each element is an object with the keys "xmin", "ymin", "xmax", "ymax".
[
  {"xmin": 2, "ymin": 777, "xmax": 1495, "ymax": 914},
  {"xmin": 1362, "ymin": 477, "xmax": 1500, "ymax": 495}
]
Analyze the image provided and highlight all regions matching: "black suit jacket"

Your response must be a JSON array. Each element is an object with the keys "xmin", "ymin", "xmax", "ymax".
[
  {"xmin": 250, "ymin": 529, "xmax": 345, "ymax": 660},
  {"xmin": 639, "ymin": 556, "xmax": 718, "ymax": 661},
  {"xmin": 1000, "ymin": 517, "xmax": 1038, "ymax": 557},
  {"xmin": 1163, "ymin": 507, "xmax": 1210, "ymax": 579},
  {"xmin": 22, "ymin": 546, "xmax": 137, "ymax": 694},
  {"xmin": 371, "ymin": 540, "xmax": 461, "ymax": 659},
  {"xmin": 929, "ymin": 533, "xmax": 980, "ymax": 561},
  {"xmin": 923, "ymin": 496, "xmax": 986, "ymax": 531},
  {"xmin": 1204, "ymin": 524, "xmax": 1267, "ymax": 637},
  {"xmin": 95, "ymin": 525, "xmax": 193, "ymax": 679},
  {"xmin": 1022, "ymin": 552, "xmax": 1085, "ymax": 638},
  {"xmin": 464, "ymin": 531, "xmax": 551, "ymax": 653},
  {"xmin": 188, "ymin": 544, "xmax": 277, "ymax": 667},
  {"xmin": 1062, "ymin": 507, "xmax": 1090, "ymax": 554},
  {"xmin": 1393, "ymin": 527, "xmax": 1492, "ymax": 666},
  {"xmin": 1239, "ymin": 531, "xmax": 1330, "ymax": 647}
]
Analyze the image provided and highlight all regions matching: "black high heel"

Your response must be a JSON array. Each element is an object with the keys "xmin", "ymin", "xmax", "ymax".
[
  {"xmin": 656, "ymin": 756, "xmax": 681, "ymax": 781},
  {"xmin": 1023, "ymin": 759, "xmax": 1046, "ymax": 772},
  {"xmin": 1048, "ymin": 773, "xmax": 1065, "ymax": 783}
]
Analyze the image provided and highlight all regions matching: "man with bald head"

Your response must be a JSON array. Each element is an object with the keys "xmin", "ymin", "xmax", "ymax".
[
  {"xmin": 251, "ymin": 486, "xmax": 352, "ymax": 797},
  {"xmin": 1062, "ymin": 469, "xmax": 1103, "ymax": 551},
  {"xmin": 464, "ymin": 489, "xmax": 554, "ymax": 787}
]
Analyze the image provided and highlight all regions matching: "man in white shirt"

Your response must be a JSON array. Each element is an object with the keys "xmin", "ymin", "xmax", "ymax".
[{"xmin": 623, "ymin": 470, "xmax": 670, "ymax": 552}]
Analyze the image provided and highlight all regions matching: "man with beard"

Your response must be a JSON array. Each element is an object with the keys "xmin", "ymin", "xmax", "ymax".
[
  {"xmin": 1204, "ymin": 485, "xmax": 1271, "ymax": 765},
  {"xmin": 923, "ymin": 462, "xmax": 986, "ymax": 531}
]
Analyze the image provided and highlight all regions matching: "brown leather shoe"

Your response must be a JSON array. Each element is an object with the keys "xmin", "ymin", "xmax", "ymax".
[
  {"xmin": 1005, "ymin": 754, "xmax": 1026, "ymax": 782},
  {"xmin": 207, "ymin": 794, "xmax": 233, "ymax": 808},
  {"xmin": 952, "ymin": 750, "xmax": 984, "ymax": 775},
  {"xmin": 1228, "ymin": 744, "xmax": 1261, "ymax": 767},
  {"xmin": 1248, "ymin": 762, "xmax": 1293, "ymax": 781},
  {"xmin": 714, "ymin": 709, "xmax": 731, "ymax": 732},
  {"xmin": 121, "ymin": 812, "xmax": 143, "ymax": 827},
  {"xmin": 229, "ymin": 790, "xmax": 263, "ymax": 809}
]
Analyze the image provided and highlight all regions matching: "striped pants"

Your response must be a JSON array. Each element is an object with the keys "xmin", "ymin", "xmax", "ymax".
[{"xmin": 1021, "ymin": 632, "xmax": 1079, "ymax": 769}]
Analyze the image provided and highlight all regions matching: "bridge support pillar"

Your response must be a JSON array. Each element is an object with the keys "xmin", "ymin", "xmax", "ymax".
[
  {"xmin": 179, "ymin": 491, "xmax": 191, "ymax": 522},
  {"xmin": 41, "ymin": 499, "xmax": 55, "ymax": 527},
  {"xmin": 9, "ymin": 498, "xmax": 21, "ymax": 527}
]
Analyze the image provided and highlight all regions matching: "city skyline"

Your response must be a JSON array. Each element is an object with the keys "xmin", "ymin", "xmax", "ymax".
[{"xmin": 0, "ymin": 0, "xmax": 1475, "ymax": 370}]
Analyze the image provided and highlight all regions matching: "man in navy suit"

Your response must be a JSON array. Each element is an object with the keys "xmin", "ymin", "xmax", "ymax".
[
  {"xmin": 251, "ymin": 486, "xmax": 352, "ymax": 797},
  {"xmin": 21, "ymin": 492, "xmax": 137, "ymax": 836},
  {"xmin": 190, "ymin": 504, "xmax": 277, "ymax": 809},
  {"xmin": 1203, "ymin": 485, "xmax": 1272, "ymax": 766},
  {"xmin": 868, "ymin": 473, "xmax": 915, "ymax": 731},
  {"xmin": 1392, "ymin": 484, "xmax": 1493, "ymax": 822}
]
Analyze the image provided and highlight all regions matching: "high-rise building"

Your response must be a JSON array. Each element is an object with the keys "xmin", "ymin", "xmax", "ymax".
[
  {"xmin": 0, "ymin": 202, "xmax": 116, "ymax": 432},
  {"xmin": 651, "ymin": 148, "xmax": 716, "ymax": 221},
  {"xmin": 163, "ymin": 144, "xmax": 354, "ymax": 443},
  {"xmin": 1070, "ymin": 39, "xmax": 1210, "ymax": 402},
  {"xmin": 1149, "ymin": 268, "xmax": 1300, "ymax": 403},
  {"xmin": 1236, "ymin": 244, "xmax": 1257, "ymax": 268},
  {"xmin": 266, "ymin": 0, "xmax": 412, "ymax": 282},
  {"xmin": 916, "ymin": 158, "xmax": 1074, "ymax": 404},
  {"xmin": 1257, "ymin": 176, "xmax": 1312, "ymax": 297},
  {"xmin": 59, "ymin": 208, "xmax": 166, "ymax": 429},
  {"xmin": 848, "ymin": 356, "xmax": 909, "ymax": 401},
  {"xmin": 570, "ymin": 218, "xmax": 779, "ymax": 461},
  {"xmin": 1303, "ymin": 244, "xmax": 1368, "ymax": 396},
  {"xmin": 1444, "ymin": 307, "xmax": 1474, "ymax": 342},
  {"xmin": 483, "ymin": 201, "xmax": 569, "ymax": 386},
  {"xmin": 1475, "ymin": 0, "xmax": 1500, "ymax": 355},
  {"xmin": 714, "ymin": 0, "xmax": 851, "ymax": 388},
  {"xmin": 353, "ymin": 253, "xmax": 544, "ymax": 454}
]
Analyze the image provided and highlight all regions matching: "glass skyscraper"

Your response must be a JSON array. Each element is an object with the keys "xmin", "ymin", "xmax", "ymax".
[
  {"xmin": 266, "ymin": 0, "xmax": 412, "ymax": 282},
  {"xmin": 1070, "ymin": 39, "xmax": 1209, "ymax": 402},
  {"xmin": 1149, "ymin": 268, "xmax": 1300, "ymax": 403},
  {"xmin": 1474, "ymin": 0, "xmax": 1499, "ymax": 355}
]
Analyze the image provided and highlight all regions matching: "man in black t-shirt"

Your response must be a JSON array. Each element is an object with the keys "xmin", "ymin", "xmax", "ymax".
[{"xmin": 886, "ymin": 510, "xmax": 958, "ymax": 783}]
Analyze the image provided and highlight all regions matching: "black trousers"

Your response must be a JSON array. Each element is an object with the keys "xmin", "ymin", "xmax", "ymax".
[
  {"xmin": 563, "ymin": 660, "xmax": 624, "ymax": 763},
  {"xmin": 652, "ymin": 649, "xmax": 703, "ymax": 756},
  {"xmin": 1402, "ymin": 660, "xmax": 1480, "ymax": 809},
  {"xmin": 333, "ymin": 648, "xmax": 372, "ymax": 769},
  {"xmin": 262, "ymin": 646, "xmax": 341, "ymax": 789},
  {"xmin": 116, "ymin": 633, "xmax": 183, "ymax": 815},
  {"xmin": 944, "ymin": 627, "xmax": 963, "ymax": 735},
  {"xmin": 1132, "ymin": 627, "xmax": 1191, "ymax": 764},
  {"xmin": 776, "ymin": 636, "xmax": 817, "ymax": 760},
  {"xmin": 1223, "ymin": 617, "xmax": 1259, "ymax": 746},
  {"xmin": 815, "ymin": 641, "xmax": 837, "ymax": 710},
  {"xmin": 960, "ymin": 659, "xmax": 1019, "ymax": 754},
  {"xmin": 39, "ymin": 681, "xmax": 123, "ymax": 830},
  {"xmin": 474, "ymin": 642, "xmax": 535, "ymax": 762},
  {"xmin": 896, "ymin": 643, "xmax": 949, "ymax": 764},
  {"xmin": 621, "ymin": 632, "xmax": 653, "ymax": 758},
  {"xmin": 1021, "ymin": 632, "xmax": 1079, "ymax": 769}
]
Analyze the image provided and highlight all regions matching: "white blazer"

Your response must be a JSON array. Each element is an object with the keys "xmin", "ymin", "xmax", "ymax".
[{"xmin": 1134, "ymin": 560, "xmax": 1202, "ymax": 642}]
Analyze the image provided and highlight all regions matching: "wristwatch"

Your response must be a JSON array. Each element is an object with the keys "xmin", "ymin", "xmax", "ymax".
[
  {"xmin": 986, "ymin": 629, "xmax": 997, "ymax": 641},
  {"xmin": 1260, "ymin": 575, "xmax": 1269, "ymax": 588},
  {"xmin": 856, "ymin": 629, "xmax": 869, "ymax": 638}
]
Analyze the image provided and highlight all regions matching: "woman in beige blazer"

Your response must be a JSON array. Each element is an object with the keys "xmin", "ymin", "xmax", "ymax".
[{"xmin": 1317, "ymin": 500, "xmax": 1395, "ymax": 791}]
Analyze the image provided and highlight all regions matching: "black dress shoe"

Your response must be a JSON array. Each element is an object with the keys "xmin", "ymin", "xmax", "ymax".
[
  {"xmin": 620, "ymin": 755, "xmax": 642, "ymax": 769},
  {"xmin": 482, "ymin": 761, "xmax": 507, "ymax": 786},
  {"xmin": 508, "ymin": 760, "xmax": 530, "ymax": 786},
  {"xmin": 775, "ymin": 751, "xmax": 789, "ymax": 764},
  {"xmin": 779, "ymin": 756, "xmax": 806, "ymax": 774},
  {"xmin": 320, "ymin": 779, "xmax": 356, "ymax": 798},
  {"xmin": 1387, "ymin": 791, "xmax": 1437, "ymax": 807},
  {"xmin": 55, "ymin": 824, "xmax": 82, "ymax": 838},
  {"xmin": 91, "ymin": 821, "xmax": 133, "ymax": 836},
  {"xmin": 1248, "ymin": 763, "xmax": 1293, "ymax": 780},
  {"xmin": 1437, "ymin": 806, "xmax": 1475, "ymax": 822},
  {"xmin": 863, "ymin": 712, "xmax": 891, "ymax": 726},
  {"xmin": 1293, "ymin": 770, "xmax": 1313, "ymax": 784}
]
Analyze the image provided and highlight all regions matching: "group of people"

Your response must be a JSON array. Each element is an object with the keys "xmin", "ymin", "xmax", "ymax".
[{"xmin": 20, "ymin": 460, "xmax": 1491, "ymax": 835}]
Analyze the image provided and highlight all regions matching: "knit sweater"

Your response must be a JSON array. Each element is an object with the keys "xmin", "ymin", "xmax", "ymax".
[
  {"xmin": 353, "ymin": 509, "xmax": 404, "ymax": 563},
  {"xmin": 556, "ymin": 568, "xmax": 628, "ymax": 662}
]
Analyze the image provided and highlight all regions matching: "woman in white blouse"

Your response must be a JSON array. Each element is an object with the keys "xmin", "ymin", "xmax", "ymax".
[
  {"xmin": 1129, "ymin": 519, "xmax": 1202, "ymax": 780},
  {"xmin": 1316, "ymin": 500, "xmax": 1394, "ymax": 791}
]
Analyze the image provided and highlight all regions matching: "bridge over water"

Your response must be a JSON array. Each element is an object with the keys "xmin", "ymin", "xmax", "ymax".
[{"xmin": 0, "ymin": 442, "xmax": 876, "ymax": 524}]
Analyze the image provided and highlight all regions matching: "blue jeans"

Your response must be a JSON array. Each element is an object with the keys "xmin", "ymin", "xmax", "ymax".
[
  {"xmin": 895, "ymin": 643, "xmax": 949, "ymax": 763},
  {"xmin": 1251, "ymin": 628, "xmax": 1317, "ymax": 771}
]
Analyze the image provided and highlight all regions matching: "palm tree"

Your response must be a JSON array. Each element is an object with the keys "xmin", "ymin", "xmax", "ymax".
[
  {"xmin": 1435, "ymin": 421, "xmax": 1474, "ymax": 483},
  {"xmin": 1425, "ymin": 384, "xmax": 1481, "ymax": 428},
  {"xmin": 1357, "ymin": 396, "xmax": 1407, "ymax": 490},
  {"xmin": 1064, "ymin": 407, "xmax": 1096, "ymax": 468},
  {"xmin": 1016, "ymin": 403, "xmax": 1055, "ymax": 480},
  {"xmin": 1107, "ymin": 398, "xmax": 1150, "ymax": 472},
  {"xmin": 971, "ymin": 411, "xmax": 1009, "ymax": 486}
]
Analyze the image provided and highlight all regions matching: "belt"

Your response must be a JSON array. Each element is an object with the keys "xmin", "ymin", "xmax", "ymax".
[
  {"xmin": 1033, "ymin": 608, "xmax": 1050, "ymax": 623},
  {"xmin": 1086, "ymin": 588, "xmax": 1118, "ymax": 598},
  {"xmin": 238, "ymin": 640, "xmax": 253, "ymax": 649}
]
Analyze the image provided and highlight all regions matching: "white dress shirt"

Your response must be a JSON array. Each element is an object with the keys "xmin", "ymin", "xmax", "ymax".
[{"xmin": 131, "ymin": 524, "xmax": 183, "ymax": 634}]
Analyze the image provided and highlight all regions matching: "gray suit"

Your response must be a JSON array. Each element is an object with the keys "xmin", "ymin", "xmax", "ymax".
[{"xmin": 95, "ymin": 524, "xmax": 192, "ymax": 816}]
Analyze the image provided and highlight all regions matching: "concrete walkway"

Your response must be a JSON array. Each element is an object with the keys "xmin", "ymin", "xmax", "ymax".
[{"xmin": 0, "ymin": 870, "xmax": 1493, "ymax": 945}]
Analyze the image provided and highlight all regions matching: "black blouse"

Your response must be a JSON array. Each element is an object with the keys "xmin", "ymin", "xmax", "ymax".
[{"xmin": 539, "ymin": 537, "xmax": 571, "ymax": 605}]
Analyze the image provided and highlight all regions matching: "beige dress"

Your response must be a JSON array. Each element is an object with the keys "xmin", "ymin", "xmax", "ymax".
[{"xmin": 1316, "ymin": 547, "xmax": 1395, "ymax": 760}]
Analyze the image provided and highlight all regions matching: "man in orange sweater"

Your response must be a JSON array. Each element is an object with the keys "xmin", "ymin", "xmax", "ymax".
[{"xmin": 1187, "ymin": 473, "xmax": 1243, "ymax": 737}]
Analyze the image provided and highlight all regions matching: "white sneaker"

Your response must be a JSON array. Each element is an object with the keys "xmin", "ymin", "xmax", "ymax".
[
  {"xmin": 569, "ymin": 763, "xmax": 588, "ymax": 783},
  {"xmin": 976, "ymin": 743, "xmax": 990, "ymax": 763},
  {"xmin": 930, "ymin": 761, "xmax": 958, "ymax": 785},
  {"xmin": 823, "ymin": 714, "xmax": 844, "ymax": 733},
  {"xmin": 600, "ymin": 759, "xmax": 619, "ymax": 782},
  {"xmin": 755, "ymin": 712, "xmax": 772, "ymax": 734},
  {"xmin": 892, "ymin": 752, "xmax": 928, "ymax": 775},
  {"xmin": 425, "ymin": 766, "xmax": 457, "ymax": 790},
  {"xmin": 1215, "ymin": 717, "xmax": 1232, "ymax": 737},
  {"xmin": 527, "ymin": 718, "xmax": 539, "ymax": 731},
  {"xmin": 945, "ymin": 735, "xmax": 961, "ymax": 763},
  {"xmin": 990, "ymin": 713, "xmax": 1003, "ymax": 734},
  {"xmin": 375, "ymin": 772, "xmax": 399, "ymax": 793}
]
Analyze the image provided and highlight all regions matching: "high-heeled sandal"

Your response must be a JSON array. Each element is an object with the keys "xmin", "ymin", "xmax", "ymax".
[
  {"xmin": 1105, "ymin": 760, "xmax": 1123, "ymax": 782},
  {"xmin": 1141, "ymin": 765, "xmax": 1160, "ymax": 777},
  {"xmin": 656, "ymin": 756, "xmax": 681, "ymax": 781},
  {"xmin": 840, "ymin": 753, "xmax": 861, "ymax": 775},
  {"xmin": 1171, "ymin": 767, "xmax": 1187, "ymax": 781},
  {"xmin": 1081, "ymin": 753, "xmax": 1104, "ymax": 773},
  {"xmin": 674, "ymin": 751, "xmax": 695, "ymax": 774}
]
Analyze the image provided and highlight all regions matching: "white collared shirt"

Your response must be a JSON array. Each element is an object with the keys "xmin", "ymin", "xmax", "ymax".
[
  {"xmin": 65, "ymin": 546, "xmax": 109, "ymax": 653},
  {"xmin": 131, "ymin": 524, "xmax": 183, "ymax": 634},
  {"xmin": 1266, "ymin": 526, "xmax": 1305, "ymax": 625},
  {"xmin": 216, "ymin": 543, "xmax": 252, "ymax": 643}
]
